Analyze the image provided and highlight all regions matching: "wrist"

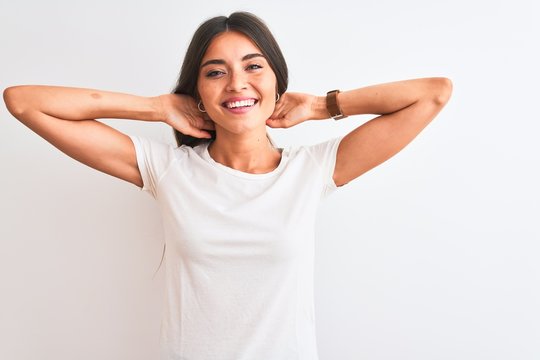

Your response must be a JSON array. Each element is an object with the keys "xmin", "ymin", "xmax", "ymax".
[
  {"xmin": 326, "ymin": 90, "xmax": 348, "ymax": 120},
  {"xmin": 311, "ymin": 95, "xmax": 330, "ymax": 120},
  {"xmin": 151, "ymin": 95, "xmax": 169, "ymax": 123}
]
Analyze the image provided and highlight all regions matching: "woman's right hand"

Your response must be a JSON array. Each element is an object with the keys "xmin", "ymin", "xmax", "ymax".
[{"xmin": 157, "ymin": 94, "xmax": 215, "ymax": 139}]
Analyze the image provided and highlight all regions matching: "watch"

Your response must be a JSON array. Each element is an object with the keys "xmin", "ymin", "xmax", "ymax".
[{"xmin": 326, "ymin": 89, "xmax": 347, "ymax": 120}]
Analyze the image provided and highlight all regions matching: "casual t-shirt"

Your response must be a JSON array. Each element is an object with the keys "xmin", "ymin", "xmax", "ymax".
[{"xmin": 129, "ymin": 134, "xmax": 344, "ymax": 360}]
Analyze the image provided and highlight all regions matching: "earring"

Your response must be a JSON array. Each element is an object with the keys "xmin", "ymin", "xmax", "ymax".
[
  {"xmin": 197, "ymin": 100, "xmax": 206, "ymax": 113},
  {"xmin": 275, "ymin": 93, "xmax": 280, "ymax": 103}
]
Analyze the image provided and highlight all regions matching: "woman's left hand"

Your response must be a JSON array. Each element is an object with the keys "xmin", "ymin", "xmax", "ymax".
[{"xmin": 266, "ymin": 92, "xmax": 325, "ymax": 128}]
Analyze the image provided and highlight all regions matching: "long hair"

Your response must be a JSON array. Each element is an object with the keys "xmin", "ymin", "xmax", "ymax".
[{"xmin": 171, "ymin": 11, "xmax": 288, "ymax": 147}]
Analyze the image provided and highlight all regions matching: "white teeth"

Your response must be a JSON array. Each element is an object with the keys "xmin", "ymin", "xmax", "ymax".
[{"xmin": 225, "ymin": 99, "xmax": 256, "ymax": 109}]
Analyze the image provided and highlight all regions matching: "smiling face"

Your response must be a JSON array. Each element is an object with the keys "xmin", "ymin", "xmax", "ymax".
[{"xmin": 197, "ymin": 31, "xmax": 278, "ymax": 136}]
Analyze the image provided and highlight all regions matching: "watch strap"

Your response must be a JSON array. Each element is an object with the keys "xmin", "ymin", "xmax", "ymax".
[{"xmin": 326, "ymin": 89, "xmax": 347, "ymax": 120}]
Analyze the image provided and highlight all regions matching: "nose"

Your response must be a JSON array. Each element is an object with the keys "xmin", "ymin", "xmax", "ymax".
[{"xmin": 226, "ymin": 70, "xmax": 248, "ymax": 92}]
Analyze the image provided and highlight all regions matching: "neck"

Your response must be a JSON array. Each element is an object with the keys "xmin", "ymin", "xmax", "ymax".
[{"xmin": 207, "ymin": 132, "xmax": 281, "ymax": 174}]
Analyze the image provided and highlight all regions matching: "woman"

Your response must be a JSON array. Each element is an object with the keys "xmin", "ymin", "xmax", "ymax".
[{"xmin": 3, "ymin": 11, "xmax": 452, "ymax": 360}]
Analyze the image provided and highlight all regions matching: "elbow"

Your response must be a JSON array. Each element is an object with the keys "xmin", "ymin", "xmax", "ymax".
[
  {"xmin": 3, "ymin": 86, "xmax": 28, "ymax": 118},
  {"xmin": 431, "ymin": 77, "xmax": 453, "ymax": 106}
]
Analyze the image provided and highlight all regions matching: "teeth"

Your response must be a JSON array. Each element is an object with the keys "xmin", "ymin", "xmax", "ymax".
[{"xmin": 225, "ymin": 99, "xmax": 256, "ymax": 109}]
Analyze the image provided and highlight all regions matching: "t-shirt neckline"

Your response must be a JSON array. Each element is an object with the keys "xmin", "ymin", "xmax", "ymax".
[{"xmin": 200, "ymin": 141, "xmax": 290, "ymax": 179}]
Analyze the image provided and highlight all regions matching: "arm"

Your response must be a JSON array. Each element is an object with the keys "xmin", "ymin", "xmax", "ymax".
[
  {"xmin": 329, "ymin": 77, "xmax": 452, "ymax": 186},
  {"xmin": 269, "ymin": 77, "xmax": 453, "ymax": 186},
  {"xmin": 3, "ymin": 86, "xmax": 213, "ymax": 187}
]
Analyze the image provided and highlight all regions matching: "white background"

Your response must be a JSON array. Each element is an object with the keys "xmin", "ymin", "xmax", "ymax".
[{"xmin": 1, "ymin": 0, "xmax": 539, "ymax": 359}]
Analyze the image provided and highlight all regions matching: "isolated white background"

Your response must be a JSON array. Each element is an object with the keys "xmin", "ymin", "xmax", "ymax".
[{"xmin": 1, "ymin": 0, "xmax": 538, "ymax": 359}]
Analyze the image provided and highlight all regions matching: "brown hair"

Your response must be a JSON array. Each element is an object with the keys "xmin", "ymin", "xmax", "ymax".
[{"xmin": 171, "ymin": 11, "xmax": 288, "ymax": 147}]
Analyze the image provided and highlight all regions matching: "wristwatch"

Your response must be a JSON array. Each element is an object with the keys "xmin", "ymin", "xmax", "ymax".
[{"xmin": 326, "ymin": 89, "xmax": 347, "ymax": 120}]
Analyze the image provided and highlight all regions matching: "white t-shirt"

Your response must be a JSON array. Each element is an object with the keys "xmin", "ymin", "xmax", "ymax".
[{"xmin": 129, "ymin": 134, "xmax": 344, "ymax": 360}]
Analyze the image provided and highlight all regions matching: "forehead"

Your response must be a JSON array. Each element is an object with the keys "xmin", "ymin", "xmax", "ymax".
[{"xmin": 202, "ymin": 31, "xmax": 263, "ymax": 61}]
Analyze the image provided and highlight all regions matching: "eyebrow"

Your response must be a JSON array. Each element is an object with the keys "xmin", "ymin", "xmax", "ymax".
[{"xmin": 200, "ymin": 53, "xmax": 265, "ymax": 69}]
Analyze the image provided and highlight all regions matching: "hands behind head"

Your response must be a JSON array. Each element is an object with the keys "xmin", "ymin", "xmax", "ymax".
[
  {"xmin": 266, "ymin": 92, "xmax": 321, "ymax": 129},
  {"xmin": 157, "ymin": 92, "xmax": 321, "ymax": 137},
  {"xmin": 157, "ymin": 94, "xmax": 215, "ymax": 139}
]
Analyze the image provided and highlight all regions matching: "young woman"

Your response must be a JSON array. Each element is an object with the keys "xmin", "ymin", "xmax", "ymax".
[{"xmin": 3, "ymin": 11, "xmax": 452, "ymax": 360}]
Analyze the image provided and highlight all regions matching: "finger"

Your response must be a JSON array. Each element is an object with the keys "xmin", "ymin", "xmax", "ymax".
[
  {"xmin": 271, "ymin": 102, "xmax": 285, "ymax": 119},
  {"xmin": 202, "ymin": 120, "xmax": 216, "ymax": 130},
  {"xmin": 270, "ymin": 107, "xmax": 285, "ymax": 121},
  {"xmin": 202, "ymin": 112, "xmax": 213, "ymax": 122},
  {"xmin": 266, "ymin": 117, "xmax": 287, "ymax": 129},
  {"xmin": 193, "ymin": 116, "xmax": 215, "ymax": 131},
  {"xmin": 187, "ymin": 126, "xmax": 213, "ymax": 139}
]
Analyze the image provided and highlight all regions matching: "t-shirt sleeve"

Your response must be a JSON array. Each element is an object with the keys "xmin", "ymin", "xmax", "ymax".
[
  {"xmin": 128, "ymin": 135, "xmax": 176, "ymax": 199},
  {"xmin": 303, "ymin": 135, "xmax": 345, "ymax": 199}
]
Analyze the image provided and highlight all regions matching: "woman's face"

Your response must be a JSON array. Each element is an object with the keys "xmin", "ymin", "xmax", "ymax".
[{"xmin": 197, "ymin": 31, "xmax": 278, "ymax": 135}]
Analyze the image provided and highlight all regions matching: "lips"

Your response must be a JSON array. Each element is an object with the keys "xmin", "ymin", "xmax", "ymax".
[{"xmin": 221, "ymin": 97, "xmax": 259, "ymax": 109}]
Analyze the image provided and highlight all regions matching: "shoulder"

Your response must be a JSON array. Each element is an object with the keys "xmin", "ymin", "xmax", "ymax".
[
  {"xmin": 129, "ymin": 135, "xmax": 194, "ymax": 172},
  {"xmin": 291, "ymin": 136, "xmax": 344, "ymax": 162}
]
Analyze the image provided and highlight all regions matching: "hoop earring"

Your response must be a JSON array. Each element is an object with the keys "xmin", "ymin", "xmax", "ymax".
[
  {"xmin": 197, "ymin": 100, "xmax": 206, "ymax": 113},
  {"xmin": 275, "ymin": 93, "xmax": 280, "ymax": 103}
]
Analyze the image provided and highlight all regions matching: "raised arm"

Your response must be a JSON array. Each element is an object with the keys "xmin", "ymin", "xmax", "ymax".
[
  {"xmin": 327, "ymin": 77, "xmax": 453, "ymax": 186},
  {"xmin": 2, "ymin": 86, "xmax": 214, "ymax": 187},
  {"xmin": 268, "ymin": 77, "xmax": 453, "ymax": 186}
]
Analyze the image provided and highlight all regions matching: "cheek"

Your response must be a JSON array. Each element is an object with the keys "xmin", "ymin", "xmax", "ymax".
[
  {"xmin": 196, "ymin": 79, "xmax": 207, "ymax": 98},
  {"xmin": 264, "ymin": 75, "xmax": 278, "ymax": 98},
  {"xmin": 197, "ymin": 83, "xmax": 218, "ymax": 104},
  {"xmin": 260, "ymin": 95, "xmax": 277, "ymax": 116},
  {"xmin": 258, "ymin": 80, "xmax": 277, "ymax": 111}
]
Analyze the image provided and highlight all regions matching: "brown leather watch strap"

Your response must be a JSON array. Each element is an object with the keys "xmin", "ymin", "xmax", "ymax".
[{"xmin": 326, "ymin": 89, "xmax": 347, "ymax": 120}]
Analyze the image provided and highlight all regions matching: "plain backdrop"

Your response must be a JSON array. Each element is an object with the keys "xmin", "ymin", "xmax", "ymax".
[{"xmin": 1, "ymin": 0, "xmax": 539, "ymax": 359}]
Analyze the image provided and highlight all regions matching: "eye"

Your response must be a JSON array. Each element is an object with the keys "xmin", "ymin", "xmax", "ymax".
[
  {"xmin": 246, "ymin": 64, "xmax": 263, "ymax": 71},
  {"xmin": 205, "ymin": 70, "xmax": 225, "ymax": 78}
]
